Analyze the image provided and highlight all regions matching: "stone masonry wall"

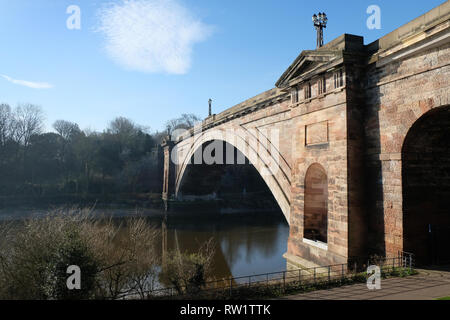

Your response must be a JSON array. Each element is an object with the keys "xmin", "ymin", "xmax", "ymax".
[
  {"xmin": 364, "ymin": 42, "xmax": 450, "ymax": 256},
  {"xmin": 288, "ymin": 79, "xmax": 349, "ymax": 266}
]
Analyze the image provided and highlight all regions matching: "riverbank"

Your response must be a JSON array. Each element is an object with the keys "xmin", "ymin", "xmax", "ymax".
[
  {"xmin": 0, "ymin": 192, "xmax": 282, "ymax": 219},
  {"xmin": 0, "ymin": 193, "xmax": 164, "ymax": 211}
]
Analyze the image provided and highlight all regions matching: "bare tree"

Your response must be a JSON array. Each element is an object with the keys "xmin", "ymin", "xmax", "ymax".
[
  {"xmin": 12, "ymin": 104, "xmax": 44, "ymax": 146},
  {"xmin": 53, "ymin": 120, "xmax": 81, "ymax": 141},
  {"xmin": 108, "ymin": 117, "xmax": 140, "ymax": 136},
  {"xmin": 165, "ymin": 113, "xmax": 201, "ymax": 136},
  {"xmin": 0, "ymin": 104, "xmax": 13, "ymax": 146},
  {"xmin": 180, "ymin": 114, "xmax": 201, "ymax": 128}
]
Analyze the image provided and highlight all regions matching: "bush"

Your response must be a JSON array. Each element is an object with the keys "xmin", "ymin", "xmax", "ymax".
[
  {"xmin": 43, "ymin": 228, "xmax": 99, "ymax": 300},
  {"xmin": 0, "ymin": 208, "xmax": 159, "ymax": 300},
  {"xmin": 159, "ymin": 239, "xmax": 215, "ymax": 295}
]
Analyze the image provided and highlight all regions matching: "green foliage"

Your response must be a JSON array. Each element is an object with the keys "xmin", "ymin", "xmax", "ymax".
[{"xmin": 0, "ymin": 105, "xmax": 200, "ymax": 204}]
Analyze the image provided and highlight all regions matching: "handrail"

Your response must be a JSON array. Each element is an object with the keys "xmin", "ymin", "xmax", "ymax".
[{"xmin": 123, "ymin": 251, "xmax": 414, "ymax": 299}]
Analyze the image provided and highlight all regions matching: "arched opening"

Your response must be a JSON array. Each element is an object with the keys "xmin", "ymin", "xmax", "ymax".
[
  {"xmin": 402, "ymin": 105, "xmax": 450, "ymax": 266},
  {"xmin": 304, "ymin": 163, "xmax": 328, "ymax": 243},
  {"xmin": 173, "ymin": 140, "xmax": 290, "ymax": 277},
  {"xmin": 178, "ymin": 140, "xmax": 283, "ymax": 215},
  {"xmin": 175, "ymin": 133, "xmax": 292, "ymax": 221}
]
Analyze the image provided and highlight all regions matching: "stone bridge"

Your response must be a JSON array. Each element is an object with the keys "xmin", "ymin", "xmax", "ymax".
[{"xmin": 162, "ymin": 2, "xmax": 450, "ymax": 268}]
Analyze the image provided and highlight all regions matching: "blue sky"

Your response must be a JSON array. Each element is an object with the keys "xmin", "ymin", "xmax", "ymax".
[{"xmin": 0, "ymin": 0, "xmax": 445, "ymax": 132}]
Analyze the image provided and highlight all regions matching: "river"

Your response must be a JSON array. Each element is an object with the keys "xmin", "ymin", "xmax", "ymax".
[{"xmin": 0, "ymin": 208, "xmax": 289, "ymax": 281}]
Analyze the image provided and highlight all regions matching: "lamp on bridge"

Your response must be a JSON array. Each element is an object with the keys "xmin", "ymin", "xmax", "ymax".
[
  {"xmin": 208, "ymin": 98, "xmax": 212, "ymax": 117},
  {"xmin": 312, "ymin": 12, "xmax": 328, "ymax": 48}
]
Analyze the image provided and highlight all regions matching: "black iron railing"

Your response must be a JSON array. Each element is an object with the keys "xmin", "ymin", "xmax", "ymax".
[{"xmin": 124, "ymin": 251, "xmax": 414, "ymax": 299}]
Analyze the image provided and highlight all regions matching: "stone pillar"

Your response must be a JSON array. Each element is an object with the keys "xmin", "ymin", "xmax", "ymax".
[{"xmin": 162, "ymin": 138, "xmax": 175, "ymax": 211}]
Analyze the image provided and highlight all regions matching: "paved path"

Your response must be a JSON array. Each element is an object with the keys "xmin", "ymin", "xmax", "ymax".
[{"xmin": 281, "ymin": 267, "xmax": 450, "ymax": 300}]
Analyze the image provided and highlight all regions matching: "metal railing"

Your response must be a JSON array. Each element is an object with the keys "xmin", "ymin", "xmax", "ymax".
[{"xmin": 129, "ymin": 251, "xmax": 414, "ymax": 299}]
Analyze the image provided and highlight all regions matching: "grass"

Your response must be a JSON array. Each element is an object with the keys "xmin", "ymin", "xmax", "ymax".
[{"xmin": 436, "ymin": 296, "xmax": 450, "ymax": 300}]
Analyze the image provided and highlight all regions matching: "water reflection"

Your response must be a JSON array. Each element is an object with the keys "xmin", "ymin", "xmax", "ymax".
[
  {"xmin": 157, "ymin": 212, "xmax": 289, "ymax": 280},
  {"xmin": 0, "ymin": 209, "xmax": 290, "ymax": 281}
]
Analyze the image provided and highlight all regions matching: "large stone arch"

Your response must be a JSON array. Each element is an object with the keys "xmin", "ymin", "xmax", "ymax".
[
  {"xmin": 376, "ymin": 100, "xmax": 450, "ymax": 258},
  {"xmin": 174, "ymin": 128, "xmax": 291, "ymax": 223},
  {"xmin": 401, "ymin": 104, "xmax": 450, "ymax": 265}
]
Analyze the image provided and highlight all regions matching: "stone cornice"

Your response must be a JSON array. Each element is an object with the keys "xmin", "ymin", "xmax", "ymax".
[
  {"xmin": 366, "ymin": 1, "xmax": 450, "ymax": 60},
  {"xmin": 286, "ymin": 55, "xmax": 344, "ymax": 89},
  {"xmin": 275, "ymin": 50, "xmax": 342, "ymax": 89},
  {"xmin": 177, "ymin": 90, "xmax": 290, "ymax": 142},
  {"xmin": 372, "ymin": 20, "xmax": 450, "ymax": 67}
]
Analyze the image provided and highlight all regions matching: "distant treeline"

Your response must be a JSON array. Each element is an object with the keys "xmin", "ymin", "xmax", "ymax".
[{"xmin": 0, "ymin": 103, "xmax": 200, "ymax": 207}]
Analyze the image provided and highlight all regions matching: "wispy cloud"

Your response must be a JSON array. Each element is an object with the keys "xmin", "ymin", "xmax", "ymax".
[
  {"xmin": 96, "ymin": 0, "xmax": 214, "ymax": 74},
  {"xmin": 1, "ymin": 74, "xmax": 53, "ymax": 89}
]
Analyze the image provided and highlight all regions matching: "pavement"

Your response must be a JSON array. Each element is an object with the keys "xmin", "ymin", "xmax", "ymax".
[{"xmin": 281, "ymin": 267, "xmax": 450, "ymax": 300}]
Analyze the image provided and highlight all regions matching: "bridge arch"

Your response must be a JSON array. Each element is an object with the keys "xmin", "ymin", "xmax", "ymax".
[
  {"xmin": 174, "ymin": 129, "xmax": 291, "ymax": 223},
  {"xmin": 402, "ymin": 104, "xmax": 450, "ymax": 265}
]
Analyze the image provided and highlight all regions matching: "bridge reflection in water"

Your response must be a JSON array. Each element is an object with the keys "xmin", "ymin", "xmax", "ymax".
[{"xmin": 159, "ymin": 211, "xmax": 289, "ymax": 281}]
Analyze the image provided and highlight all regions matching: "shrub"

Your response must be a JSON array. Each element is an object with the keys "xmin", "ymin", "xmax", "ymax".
[
  {"xmin": 159, "ymin": 239, "xmax": 215, "ymax": 295},
  {"xmin": 0, "ymin": 208, "xmax": 159, "ymax": 300}
]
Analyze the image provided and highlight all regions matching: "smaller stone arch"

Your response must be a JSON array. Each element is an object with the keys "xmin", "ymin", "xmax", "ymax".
[{"xmin": 303, "ymin": 163, "xmax": 328, "ymax": 243}]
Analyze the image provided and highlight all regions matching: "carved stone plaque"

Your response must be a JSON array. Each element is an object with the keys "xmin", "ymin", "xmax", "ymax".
[{"xmin": 306, "ymin": 121, "xmax": 328, "ymax": 145}]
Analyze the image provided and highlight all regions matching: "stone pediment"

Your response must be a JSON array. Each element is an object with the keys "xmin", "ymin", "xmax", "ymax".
[{"xmin": 275, "ymin": 50, "xmax": 342, "ymax": 89}]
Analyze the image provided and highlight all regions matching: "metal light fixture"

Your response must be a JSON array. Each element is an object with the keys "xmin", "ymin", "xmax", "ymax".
[
  {"xmin": 208, "ymin": 98, "xmax": 212, "ymax": 117},
  {"xmin": 313, "ymin": 12, "xmax": 327, "ymax": 48}
]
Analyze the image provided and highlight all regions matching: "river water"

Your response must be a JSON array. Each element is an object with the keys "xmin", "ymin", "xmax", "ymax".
[{"xmin": 0, "ymin": 208, "xmax": 289, "ymax": 280}]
